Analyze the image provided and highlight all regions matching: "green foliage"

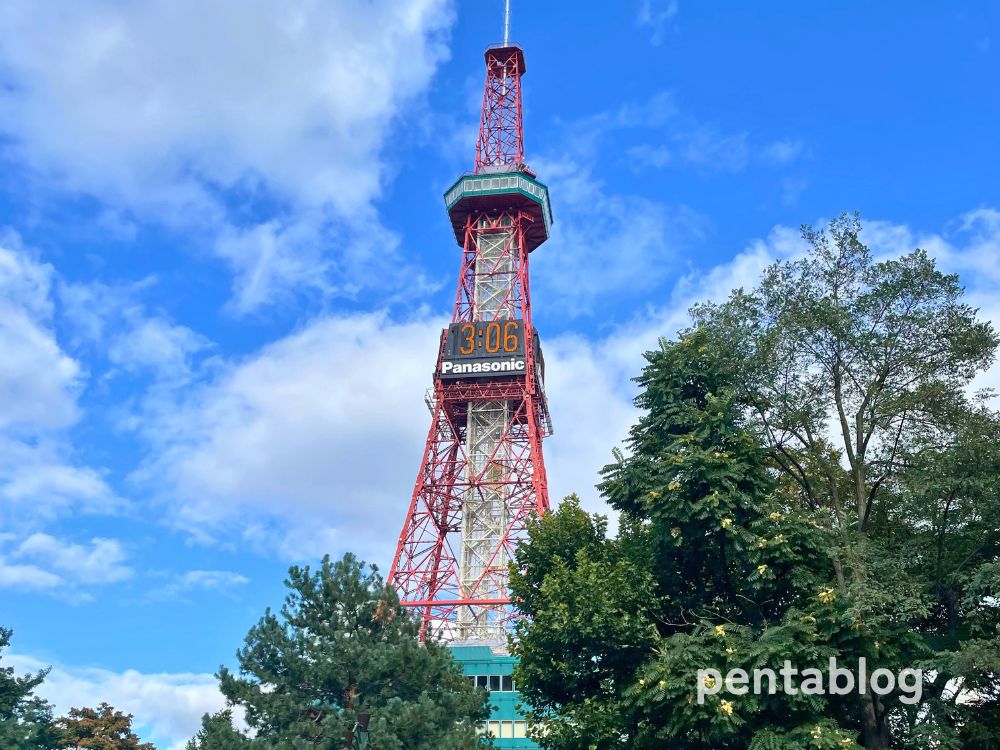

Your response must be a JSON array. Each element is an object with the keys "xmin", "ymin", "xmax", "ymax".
[
  {"xmin": 690, "ymin": 213, "xmax": 1000, "ymax": 747},
  {"xmin": 186, "ymin": 711, "xmax": 250, "ymax": 750},
  {"xmin": 189, "ymin": 553, "xmax": 490, "ymax": 750},
  {"xmin": 512, "ymin": 330, "xmax": 857, "ymax": 748},
  {"xmin": 513, "ymin": 214, "xmax": 1000, "ymax": 749},
  {"xmin": 53, "ymin": 703, "xmax": 155, "ymax": 750},
  {"xmin": 0, "ymin": 627, "xmax": 54, "ymax": 750}
]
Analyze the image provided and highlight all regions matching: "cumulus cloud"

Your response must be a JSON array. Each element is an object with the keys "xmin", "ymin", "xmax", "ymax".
[
  {"xmin": 0, "ymin": 233, "xmax": 118, "ymax": 527},
  {"xmin": 0, "ymin": 560, "xmax": 62, "ymax": 591},
  {"xmin": 0, "ymin": 234, "xmax": 80, "ymax": 433},
  {"xmin": 15, "ymin": 533, "xmax": 131, "ymax": 584},
  {"xmin": 0, "ymin": 533, "xmax": 130, "ymax": 601},
  {"xmin": 8, "ymin": 654, "xmax": 224, "ymax": 750},
  {"xmin": 0, "ymin": 0, "xmax": 456, "ymax": 312},
  {"xmin": 133, "ymin": 311, "xmax": 445, "ymax": 565}
]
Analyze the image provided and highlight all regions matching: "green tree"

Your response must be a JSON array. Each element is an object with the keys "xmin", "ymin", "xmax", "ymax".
[
  {"xmin": 0, "ymin": 627, "xmax": 54, "ymax": 750},
  {"xmin": 512, "ymin": 330, "xmax": 860, "ymax": 748},
  {"xmin": 185, "ymin": 711, "xmax": 249, "ymax": 750},
  {"xmin": 53, "ymin": 703, "xmax": 155, "ymax": 750},
  {"xmin": 189, "ymin": 553, "xmax": 491, "ymax": 750},
  {"xmin": 691, "ymin": 213, "xmax": 1000, "ymax": 747}
]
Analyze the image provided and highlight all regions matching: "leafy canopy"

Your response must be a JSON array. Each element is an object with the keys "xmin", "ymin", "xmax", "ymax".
[{"xmin": 53, "ymin": 703, "xmax": 155, "ymax": 750}]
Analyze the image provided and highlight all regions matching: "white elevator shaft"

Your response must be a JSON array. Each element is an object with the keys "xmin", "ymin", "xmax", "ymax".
[{"xmin": 457, "ymin": 224, "xmax": 516, "ymax": 641}]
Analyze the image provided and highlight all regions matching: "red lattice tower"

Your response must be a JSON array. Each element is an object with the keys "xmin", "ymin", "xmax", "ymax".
[{"xmin": 389, "ymin": 39, "xmax": 553, "ymax": 642}]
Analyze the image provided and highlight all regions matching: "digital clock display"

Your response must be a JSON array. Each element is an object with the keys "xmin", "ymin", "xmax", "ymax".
[
  {"xmin": 445, "ymin": 320, "xmax": 525, "ymax": 358},
  {"xmin": 439, "ymin": 320, "xmax": 528, "ymax": 379}
]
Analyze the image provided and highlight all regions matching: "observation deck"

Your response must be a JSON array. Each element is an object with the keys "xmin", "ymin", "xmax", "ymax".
[{"xmin": 444, "ymin": 170, "xmax": 553, "ymax": 252}]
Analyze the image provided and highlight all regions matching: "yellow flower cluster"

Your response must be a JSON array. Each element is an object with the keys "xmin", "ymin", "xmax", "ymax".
[
  {"xmin": 721, "ymin": 518, "xmax": 733, "ymax": 529},
  {"xmin": 757, "ymin": 564, "xmax": 769, "ymax": 575},
  {"xmin": 670, "ymin": 527, "xmax": 682, "ymax": 539},
  {"xmin": 714, "ymin": 625, "xmax": 726, "ymax": 638},
  {"xmin": 719, "ymin": 699, "xmax": 734, "ymax": 716},
  {"xmin": 668, "ymin": 480, "xmax": 681, "ymax": 491},
  {"xmin": 818, "ymin": 587, "xmax": 836, "ymax": 604}
]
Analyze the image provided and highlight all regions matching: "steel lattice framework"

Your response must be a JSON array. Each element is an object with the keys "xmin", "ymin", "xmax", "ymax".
[
  {"xmin": 389, "ymin": 40, "xmax": 552, "ymax": 642},
  {"xmin": 475, "ymin": 47, "xmax": 525, "ymax": 173}
]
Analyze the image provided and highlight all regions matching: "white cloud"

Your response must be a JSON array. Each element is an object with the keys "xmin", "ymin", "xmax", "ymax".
[
  {"xmin": 637, "ymin": 0, "xmax": 679, "ymax": 44},
  {"xmin": 15, "ymin": 533, "xmax": 132, "ymax": 584},
  {"xmin": 0, "ymin": 560, "xmax": 62, "ymax": 590},
  {"xmin": 8, "ymin": 654, "xmax": 224, "ymax": 750},
  {"xmin": 0, "ymin": 234, "xmax": 80, "ymax": 433},
  {"xmin": 134, "ymin": 311, "xmax": 445, "ymax": 565},
  {"xmin": 0, "ymin": 0, "xmax": 456, "ymax": 312},
  {"xmin": 0, "ymin": 234, "xmax": 119, "ymax": 527},
  {"xmin": 0, "ymin": 533, "xmax": 131, "ymax": 598},
  {"xmin": 0, "ymin": 437, "xmax": 120, "ymax": 524}
]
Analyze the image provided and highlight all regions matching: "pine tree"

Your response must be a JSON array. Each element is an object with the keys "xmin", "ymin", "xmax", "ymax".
[
  {"xmin": 0, "ymin": 627, "xmax": 54, "ymax": 750},
  {"xmin": 190, "ymin": 553, "xmax": 491, "ymax": 750}
]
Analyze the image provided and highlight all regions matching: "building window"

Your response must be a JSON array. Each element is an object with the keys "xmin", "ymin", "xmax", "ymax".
[
  {"xmin": 514, "ymin": 721, "xmax": 528, "ymax": 739},
  {"xmin": 468, "ymin": 674, "xmax": 517, "ymax": 691},
  {"xmin": 500, "ymin": 721, "xmax": 514, "ymax": 739}
]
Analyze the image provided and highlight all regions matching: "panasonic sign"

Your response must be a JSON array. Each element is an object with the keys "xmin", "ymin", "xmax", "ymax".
[{"xmin": 440, "ymin": 357, "xmax": 526, "ymax": 378}]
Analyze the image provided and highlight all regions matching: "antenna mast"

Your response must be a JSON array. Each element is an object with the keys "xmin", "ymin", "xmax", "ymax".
[{"xmin": 504, "ymin": 0, "xmax": 511, "ymax": 46}]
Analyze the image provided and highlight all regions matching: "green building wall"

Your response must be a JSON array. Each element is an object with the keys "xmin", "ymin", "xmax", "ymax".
[{"xmin": 449, "ymin": 644, "xmax": 540, "ymax": 749}]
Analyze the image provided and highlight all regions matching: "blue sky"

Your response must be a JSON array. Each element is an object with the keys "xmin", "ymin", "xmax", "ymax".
[{"xmin": 1, "ymin": 1, "xmax": 998, "ymax": 747}]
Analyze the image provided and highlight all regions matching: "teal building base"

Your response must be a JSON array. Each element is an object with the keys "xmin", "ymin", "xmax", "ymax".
[{"xmin": 450, "ymin": 642, "xmax": 540, "ymax": 749}]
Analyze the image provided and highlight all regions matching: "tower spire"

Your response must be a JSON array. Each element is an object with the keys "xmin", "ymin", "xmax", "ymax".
[
  {"xmin": 504, "ymin": 0, "xmax": 511, "ymax": 46},
  {"xmin": 474, "ymin": 35, "xmax": 526, "ymax": 173}
]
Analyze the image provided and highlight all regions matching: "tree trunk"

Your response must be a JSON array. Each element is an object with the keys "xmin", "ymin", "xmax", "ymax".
[{"xmin": 860, "ymin": 692, "xmax": 886, "ymax": 749}]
